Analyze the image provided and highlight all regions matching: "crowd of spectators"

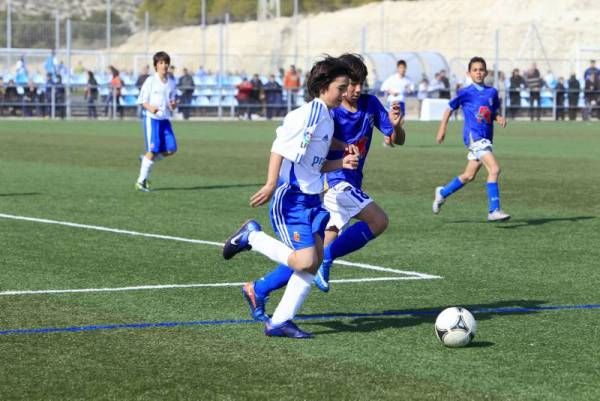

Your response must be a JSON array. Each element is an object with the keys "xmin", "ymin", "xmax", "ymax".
[{"xmin": 1, "ymin": 52, "xmax": 599, "ymax": 121}]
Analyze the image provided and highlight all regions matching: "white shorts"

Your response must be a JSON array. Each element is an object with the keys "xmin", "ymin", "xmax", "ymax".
[
  {"xmin": 467, "ymin": 138, "xmax": 493, "ymax": 161},
  {"xmin": 323, "ymin": 182, "xmax": 374, "ymax": 230}
]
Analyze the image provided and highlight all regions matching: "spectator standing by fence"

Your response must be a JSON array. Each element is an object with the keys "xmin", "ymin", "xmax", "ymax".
[
  {"xmin": 106, "ymin": 66, "xmax": 123, "ymax": 119},
  {"xmin": 283, "ymin": 65, "xmax": 301, "ymax": 108},
  {"xmin": 236, "ymin": 77, "xmax": 253, "ymax": 120},
  {"xmin": 136, "ymin": 65, "xmax": 150, "ymax": 90},
  {"xmin": 43, "ymin": 73, "xmax": 54, "ymax": 117},
  {"xmin": 263, "ymin": 74, "xmax": 282, "ymax": 120},
  {"xmin": 555, "ymin": 77, "xmax": 566, "ymax": 120},
  {"xmin": 23, "ymin": 79, "xmax": 38, "ymax": 117},
  {"xmin": 250, "ymin": 73, "xmax": 264, "ymax": 117},
  {"xmin": 508, "ymin": 69, "xmax": 525, "ymax": 119},
  {"xmin": 584, "ymin": 60, "xmax": 598, "ymax": 81},
  {"xmin": 583, "ymin": 72, "xmax": 598, "ymax": 120},
  {"xmin": 85, "ymin": 71, "xmax": 99, "ymax": 119},
  {"xmin": 178, "ymin": 68, "xmax": 195, "ymax": 120},
  {"xmin": 55, "ymin": 75, "xmax": 66, "ymax": 119},
  {"xmin": 4, "ymin": 79, "xmax": 18, "ymax": 116},
  {"xmin": 525, "ymin": 63, "xmax": 543, "ymax": 121},
  {"xmin": 567, "ymin": 73, "xmax": 580, "ymax": 121}
]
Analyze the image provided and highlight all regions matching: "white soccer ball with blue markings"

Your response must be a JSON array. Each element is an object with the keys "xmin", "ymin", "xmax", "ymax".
[{"xmin": 435, "ymin": 307, "xmax": 477, "ymax": 347}]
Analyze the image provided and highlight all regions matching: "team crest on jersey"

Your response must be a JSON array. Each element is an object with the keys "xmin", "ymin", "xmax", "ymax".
[
  {"xmin": 293, "ymin": 232, "xmax": 301, "ymax": 242},
  {"xmin": 300, "ymin": 125, "xmax": 315, "ymax": 148},
  {"xmin": 476, "ymin": 106, "xmax": 492, "ymax": 124}
]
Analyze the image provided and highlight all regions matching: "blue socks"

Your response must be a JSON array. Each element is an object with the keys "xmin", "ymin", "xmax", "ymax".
[
  {"xmin": 324, "ymin": 221, "xmax": 374, "ymax": 261},
  {"xmin": 486, "ymin": 182, "xmax": 501, "ymax": 212},
  {"xmin": 440, "ymin": 176, "xmax": 465, "ymax": 198},
  {"xmin": 253, "ymin": 221, "xmax": 376, "ymax": 299},
  {"xmin": 254, "ymin": 264, "xmax": 293, "ymax": 299}
]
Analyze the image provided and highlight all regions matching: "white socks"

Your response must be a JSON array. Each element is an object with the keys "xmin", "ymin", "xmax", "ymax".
[
  {"xmin": 271, "ymin": 271, "xmax": 314, "ymax": 325},
  {"xmin": 137, "ymin": 157, "xmax": 154, "ymax": 183},
  {"xmin": 248, "ymin": 231, "xmax": 294, "ymax": 266}
]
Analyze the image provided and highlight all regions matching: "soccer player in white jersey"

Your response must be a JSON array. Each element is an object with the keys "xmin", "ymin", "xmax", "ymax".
[
  {"xmin": 135, "ymin": 51, "xmax": 178, "ymax": 192},
  {"xmin": 380, "ymin": 59, "xmax": 413, "ymax": 116},
  {"xmin": 222, "ymin": 56, "xmax": 358, "ymax": 339}
]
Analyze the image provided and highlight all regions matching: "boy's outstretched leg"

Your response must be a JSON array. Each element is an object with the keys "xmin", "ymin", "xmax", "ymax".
[
  {"xmin": 480, "ymin": 153, "xmax": 510, "ymax": 222},
  {"xmin": 433, "ymin": 160, "xmax": 481, "ymax": 214},
  {"xmin": 243, "ymin": 264, "xmax": 294, "ymax": 321}
]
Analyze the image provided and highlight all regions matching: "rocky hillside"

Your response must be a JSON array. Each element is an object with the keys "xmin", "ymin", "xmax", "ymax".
[{"xmin": 0, "ymin": 0, "xmax": 143, "ymax": 28}]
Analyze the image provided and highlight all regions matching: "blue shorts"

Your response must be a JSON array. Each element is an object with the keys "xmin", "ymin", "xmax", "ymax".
[
  {"xmin": 269, "ymin": 184, "xmax": 330, "ymax": 250},
  {"xmin": 142, "ymin": 115, "xmax": 177, "ymax": 154}
]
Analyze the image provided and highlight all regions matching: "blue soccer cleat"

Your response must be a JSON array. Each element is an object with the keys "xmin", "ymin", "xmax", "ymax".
[
  {"xmin": 222, "ymin": 220, "xmax": 262, "ymax": 260},
  {"xmin": 242, "ymin": 282, "xmax": 269, "ymax": 322},
  {"xmin": 264, "ymin": 319, "xmax": 313, "ymax": 339},
  {"xmin": 314, "ymin": 259, "xmax": 333, "ymax": 293}
]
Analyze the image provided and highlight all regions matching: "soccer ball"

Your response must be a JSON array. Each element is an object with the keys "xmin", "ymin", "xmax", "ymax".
[{"xmin": 435, "ymin": 307, "xmax": 477, "ymax": 347}]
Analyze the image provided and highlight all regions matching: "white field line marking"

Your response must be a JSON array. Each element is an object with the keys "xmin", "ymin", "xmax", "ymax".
[
  {"xmin": 0, "ymin": 213, "xmax": 442, "ymax": 296},
  {"xmin": 0, "ymin": 277, "xmax": 424, "ymax": 296}
]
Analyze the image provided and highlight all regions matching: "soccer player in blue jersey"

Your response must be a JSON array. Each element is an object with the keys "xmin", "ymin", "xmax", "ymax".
[
  {"xmin": 432, "ymin": 56, "xmax": 510, "ymax": 222},
  {"xmin": 135, "ymin": 51, "xmax": 178, "ymax": 192},
  {"xmin": 222, "ymin": 56, "xmax": 358, "ymax": 339},
  {"xmin": 238, "ymin": 54, "xmax": 405, "ymax": 321}
]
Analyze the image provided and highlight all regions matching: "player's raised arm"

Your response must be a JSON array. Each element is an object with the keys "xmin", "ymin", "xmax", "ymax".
[
  {"xmin": 389, "ymin": 102, "xmax": 406, "ymax": 145},
  {"xmin": 436, "ymin": 108, "xmax": 453, "ymax": 144},
  {"xmin": 250, "ymin": 152, "xmax": 283, "ymax": 207}
]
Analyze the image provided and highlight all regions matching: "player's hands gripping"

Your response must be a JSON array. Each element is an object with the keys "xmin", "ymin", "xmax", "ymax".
[
  {"xmin": 250, "ymin": 183, "xmax": 277, "ymax": 208},
  {"xmin": 342, "ymin": 145, "xmax": 360, "ymax": 170}
]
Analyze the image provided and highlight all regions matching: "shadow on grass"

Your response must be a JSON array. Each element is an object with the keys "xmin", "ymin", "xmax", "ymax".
[
  {"xmin": 153, "ymin": 183, "xmax": 262, "ymax": 192},
  {"xmin": 447, "ymin": 216, "xmax": 595, "ymax": 228},
  {"xmin": 496, "ymin": 216, "xmax": 596, "ymax": 229},
  {"xmin": 0, "ymin": 192, "xmax": 42, "ymax": 197},
  {"xmin": 304, "ymin": 299, "xmax": 546, "ymax": 339}
]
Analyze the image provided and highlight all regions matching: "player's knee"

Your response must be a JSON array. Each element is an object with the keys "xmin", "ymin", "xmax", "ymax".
[
  {"xmin": 368, "ymin": 212, "xmax": 389, "ymax": 237},
  {"xmin": 292, "ymin": 253, "xmax": 320, "ymax": 273},
  {"xmin": 488, "ymin": 165, "xmax": 501, "ymax": 178},
  {"xmin": 460, "ymin": 173, "xmax": 476, "ymax": 183}
]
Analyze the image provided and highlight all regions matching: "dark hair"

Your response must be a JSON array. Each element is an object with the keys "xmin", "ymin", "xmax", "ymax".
[
  {"xmin": 468, "ymin": 56, "xmax": 487, "ymax": 71},
  {"xmin": 305, "ymin": 55, "xmax": 350, "ymax": 101},
  {"xmin": 338, "ymin": 53, "xmax": 368, "ymax": 83},
  {"xmin": 153, "ymin": 51, "xmax": 171, "ymax": 68},
  {"xmin": 396, "ymin": 59, "xmax": 407, "ymax": 68}
]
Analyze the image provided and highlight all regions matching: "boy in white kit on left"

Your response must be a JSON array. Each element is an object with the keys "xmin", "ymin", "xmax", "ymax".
[
  {"xmin": 222, "ymin": 56, "xmax": 359, "ymax": 339},
  {"xmin": 135, "ymin": 51, "xmax": 178, "ymax": 192}
]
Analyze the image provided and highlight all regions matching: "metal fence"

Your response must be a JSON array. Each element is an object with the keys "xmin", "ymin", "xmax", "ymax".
[{"xmin": 1, "ymin": 79, "xmax": 599, "ymax": 121}]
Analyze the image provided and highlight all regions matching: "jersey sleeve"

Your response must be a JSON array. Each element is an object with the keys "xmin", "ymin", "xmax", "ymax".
[
  {"xmin": 271, "ymin": 101, "xmax": 323, "ymax": 162},
  {"xmin": 137, "ymin": 78, "xmax": 151, "ymax": 105},
  {"xmin": 371, "ymin": 95, "xmax": 394, "ymax": 136},
  {"xmin": 448, "ymin": 89, "xmax": 464, "ymax": 111}
]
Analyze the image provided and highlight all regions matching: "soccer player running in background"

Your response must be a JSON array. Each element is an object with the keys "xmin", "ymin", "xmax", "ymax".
[
  {"xmin": 432, "ymin": 56, "xmax": 510, "ymax": 222},
  {"xmin": 222, "ymin": 56, "xmax": 358, "ymax": 338},
  {"xmin": 239, "ymin": 54, "xmax": 405, "ymax": 323},
  {"xmin": 135, "ymin": 51, "xmax": 178, "ymax": 192}
]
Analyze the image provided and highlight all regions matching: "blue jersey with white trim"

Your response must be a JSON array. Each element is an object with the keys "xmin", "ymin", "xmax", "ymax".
[
  {"xmin": 326, "ymin": 94, "xmax": 393, "ymax": 189},
  {"xmin": 271, "ymin": 98, "xmax": 333, "ymax": 194},
  {"xmin": 448, "ymin": 83, "xmax": 500, "ymax": 146}
]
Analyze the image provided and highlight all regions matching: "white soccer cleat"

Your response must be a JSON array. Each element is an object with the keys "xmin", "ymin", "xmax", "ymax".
[
  {"xmin": 487, "ymin": 209, "xmax": 511, "ymax": 222},
  {"xmin": 432, "ymin": 186, "xmax": 445, "ymax": 214}
]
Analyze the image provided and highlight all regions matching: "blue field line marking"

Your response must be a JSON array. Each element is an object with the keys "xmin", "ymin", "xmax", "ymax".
[{"xmin": 1, "ymin": 303, "xmax": 599, "ymax": 336}]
